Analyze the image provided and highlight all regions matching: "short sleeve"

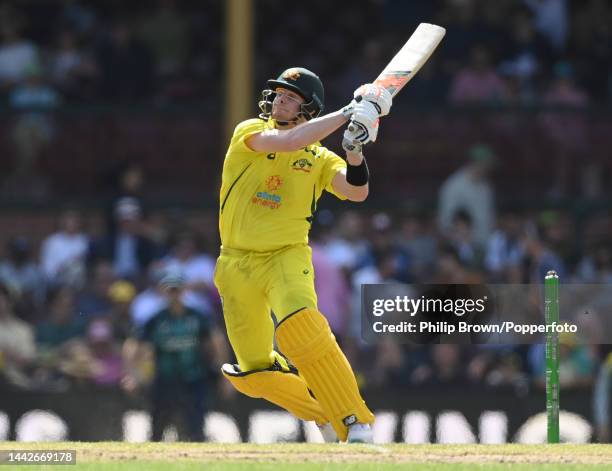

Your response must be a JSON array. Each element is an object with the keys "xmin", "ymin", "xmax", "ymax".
[
  {"xmin": 228, "ymin": 118, "xmax": 269, "ymax": 154},
  {"xmin": 319, "ymin": 149, "xmax": 348, "ymax": 200}
]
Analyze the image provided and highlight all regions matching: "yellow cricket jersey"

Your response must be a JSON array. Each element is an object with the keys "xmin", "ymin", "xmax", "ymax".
[{"xmin": 219, "ymin": 118, "xmax": 347, "ymax": 252}]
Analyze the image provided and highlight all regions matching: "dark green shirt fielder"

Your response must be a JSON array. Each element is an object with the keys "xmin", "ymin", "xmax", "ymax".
[{"xmin": 141, "ymin": 307, "xmax": 211, "ymax": 382}]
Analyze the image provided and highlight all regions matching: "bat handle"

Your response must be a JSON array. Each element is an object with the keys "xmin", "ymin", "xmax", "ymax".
[{"xmin": 348, "ymin": 123, "xmax": 356, "ymax": 133}]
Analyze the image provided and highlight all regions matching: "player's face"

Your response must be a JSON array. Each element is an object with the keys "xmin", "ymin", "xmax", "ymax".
[{"xmin": 271, "ymin": 87, "xmax": 304, "ymax": 123}]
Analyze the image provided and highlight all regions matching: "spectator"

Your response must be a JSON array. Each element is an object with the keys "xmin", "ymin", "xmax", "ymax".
[
  {"xmin": 0, "ymin": 236, "xmax": 45, "ymax": 317},
  {"xmin": 6, "ymin": 63, "xmax": 59, "ymax": 196},
  {"xmin": 138, "ymin": 0, "xmax": 191, "ymax": 77},
  {"xmin": 445, "ymin": 210, "xmax": 480, "ymax": 267},
  {"xmin": 49, "ymin": 29, "xmax": 97, "ymax": 100},
  {"xmin": 524, "ymin": 0, "xmax": 569, "ymax": 52},
  {"xmin": 105, "ymin": 163, "xmax": 146, "ymax": 236},
  {"xmin": 498, "ymin": 8, "xmax": 554, "ymax": 91},
  {"xmin": 36, "ymin": 287, "xmax": 85, "ymax": 350},
  {"xmin": 107, "ymin": 280, "xmax": 136, "ymax": 341},
  {"xmin": 77, "ymin": 260, "xmax": 115, "ymax": 317},
  {"xmin": 539, "ymin": 62, "xmax": 590, "ymax": 198},
  {"xmin": 396, "ymin": 212, "xmax": 438, "ymax": 281},
  {"xmin": 40, "ymin": 209, "xmax": 88, "ymax": 287},
  {"xmin": 449, "ymin": 45, "xmax": 507, "ymax": 104},
  {"xmin": 485, "ymin": 212, "xmax": 525, "ymax": 282},
  {"xmin": 0, "ymin": 283, "xmax": 35, "ymax": 388},
  {"xmin": 412, "ymin": 344, "xmax": 473, "ymax": 387},
  {"xmin": 85, "ymin": 318, "xmax": 123, "ymax": 386},
  {"xmin": 162, "ymin": 231, "xmax": 215, "ymax": 315},
  {"xmin": 0, "ymin": 8, "xmax": 39, "ymax": 88},
  {"xmin": 433, "ymin": 245, "xmax": 483, "ymax": 284},
  {"xmin": 96, "ymin": 20, "xmax": 154, "ymax": 102},
  {"xmin": 324, "ymin": 211, "xmax": 369, "ymax": 272},
  {"xmin": 438, "ymin": 144, "xmax": 496, "ymax": 248},
  {"xmin": 124, "ymin": 272, "xmax": 225, "ymax": 441},
  {"xmin": 90, "ymin": 197, "xmax": 158, "ymax": 281},
  {"xmin": 311, "ymin": 239, "xmax": 350, "ymax": 340},
  {"xmin": 576, "ymin": 242, "xmax": 612, "ymax": 283},
  {"xmin": 520, "ymin": 221, "xmax": 566, "ymax": 283}
]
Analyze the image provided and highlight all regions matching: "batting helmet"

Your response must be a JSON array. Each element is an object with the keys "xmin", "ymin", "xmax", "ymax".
[{"xmin": 259, "ymin": 67, "xmax": 325, "ymax": 122}]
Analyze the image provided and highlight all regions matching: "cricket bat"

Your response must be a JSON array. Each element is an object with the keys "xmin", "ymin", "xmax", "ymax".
[
  {"xmin": 373, "ymin": 23, "xmax": 446, "ymax": 97},
  {"xmin": 347, "ymin": 23, "xmax": 445, "ymax": 134}
]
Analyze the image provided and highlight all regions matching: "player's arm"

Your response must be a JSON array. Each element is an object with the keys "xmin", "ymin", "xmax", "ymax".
[
  {"xmin": 246, "ymin": 109, "xmax": 349, "ymax": 152},
  {"xmin": 246, "ymin": 84, "xmax": 393, "ymax": 153},
  {"xmin": 331, "ymin": 150, "xmax": 369, "ymax": 202}
]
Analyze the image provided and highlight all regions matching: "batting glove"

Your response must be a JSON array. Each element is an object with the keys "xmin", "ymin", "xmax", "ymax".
[{"xmin": 354, "ymin": 84, "xmax": 392, "ymax": 116}]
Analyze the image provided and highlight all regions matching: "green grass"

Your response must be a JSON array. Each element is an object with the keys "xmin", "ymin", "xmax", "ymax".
[{"xmin": 1, "ymin": 442, "xmax": 611, "ymax": 470}]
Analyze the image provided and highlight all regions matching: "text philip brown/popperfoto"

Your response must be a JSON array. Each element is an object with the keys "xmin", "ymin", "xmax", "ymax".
[{"xmin": 370, "ymin": 296, "xmax": 578, "ymax": 335}]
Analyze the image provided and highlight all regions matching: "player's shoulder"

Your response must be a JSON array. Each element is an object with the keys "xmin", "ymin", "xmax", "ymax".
[{"xmin": 233, "ymin": 118, "xmax": 271, "ymax": 137}]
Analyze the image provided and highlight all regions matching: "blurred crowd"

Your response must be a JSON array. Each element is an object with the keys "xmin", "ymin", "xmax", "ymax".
[
  {"xmin": 0, "ymin": 0, "xmax": 609, "ymax": 108},
  {"xmin": 0, "ymin": 0, "xmax": 610, "ymax": 201},
  {"xmin": 0, "ymin": 0, "xmax": 611, "ymax": 441},
  {"xmin": 1, "ymin": 153, "xmax": 610, "ymax": 398}
]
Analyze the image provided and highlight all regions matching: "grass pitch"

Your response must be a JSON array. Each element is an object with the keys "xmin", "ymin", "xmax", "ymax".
[{"xmin": 1, "ymin": 442, "xmax": 612, "ymax": 470}]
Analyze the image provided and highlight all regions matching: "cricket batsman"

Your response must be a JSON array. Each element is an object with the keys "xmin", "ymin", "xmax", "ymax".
[{"xmin": 214, "ymin": 67, "xmax": 391, "ymax": 443}]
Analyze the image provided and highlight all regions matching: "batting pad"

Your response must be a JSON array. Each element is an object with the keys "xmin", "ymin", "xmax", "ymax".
[
  {"xmin": 275, "ymin": 308, "xmax": 374, "ymax": 441},
  {"xmin": 221, "ymin": 361, "xmax": 328, "ymax": 425}
]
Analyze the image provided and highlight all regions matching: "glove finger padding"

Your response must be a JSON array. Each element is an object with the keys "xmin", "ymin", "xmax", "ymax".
[
  {"xmin": 350, "ymin": 101, "xmax": 379, "ymax": 143},
  {"xmin": 342, "ymin": 130, "xmax": 363, "ymax": 154},
  {"xmin": 354, "ymin": 84, "xmax": 392, "ymax": 116}
]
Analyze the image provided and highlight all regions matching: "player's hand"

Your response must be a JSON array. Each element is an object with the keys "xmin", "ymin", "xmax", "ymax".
[
  {"xmin": 342, "ymin": 130, "xmax": 363, "ymax": 154},
  {"xmin": 354, "ymin": 83, "xmax": 392, "ymax": 116},
  {"xmin": 347, "ymin": 100, "xmax": 379, "ymax": 144}
]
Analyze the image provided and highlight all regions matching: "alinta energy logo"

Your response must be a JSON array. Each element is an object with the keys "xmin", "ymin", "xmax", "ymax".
[
  {"xmin": 253, "ymin": 175, "xmax": 283, "ymax": 209},
  {"xmin": 291, "ymin": 158, "xmax": 313, "ymax": 173}
]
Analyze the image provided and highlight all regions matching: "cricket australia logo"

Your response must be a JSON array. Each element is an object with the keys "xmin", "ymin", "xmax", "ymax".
[
  {"xmin": 291, "ymin": 158, "xmax": 313, "ymax": 173},
  {"xmin": 282, "ymin": 68, "xmax": 301, "ymax": 81}
]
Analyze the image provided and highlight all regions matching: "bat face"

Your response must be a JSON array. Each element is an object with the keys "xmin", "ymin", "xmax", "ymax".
[{"xmin": 374, "ymin": 23, "xmax": 446, "ymax": 98}]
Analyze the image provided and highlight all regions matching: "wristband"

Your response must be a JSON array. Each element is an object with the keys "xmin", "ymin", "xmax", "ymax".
[{"xmin": 346, "ymin": 156, "xmax": 369, "ymax": 186}]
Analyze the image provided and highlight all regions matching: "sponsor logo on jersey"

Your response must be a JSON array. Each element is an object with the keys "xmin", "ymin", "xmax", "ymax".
[
  {"xmin": 265, "ymin": 175, "xmax": 283, "ymax": 191},
  {"xmin": 291, "ymin": 158, "xmax": 313, "ymax": 173},
  {"xmin": 252, "ymin": 192, "xmax": 281, "ymax": 209},
  {"xmin": 253, "ymin": 175, "xmax": 283, "ymax": 209}
]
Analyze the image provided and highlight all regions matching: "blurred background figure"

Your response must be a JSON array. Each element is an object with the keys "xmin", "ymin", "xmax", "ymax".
[
  {"xmin": 40, "ymin": 209, "xmax": 88, "ymax": 288},
  {"xmin": 438, "ymin": 144, "xmax": 496, "ymax": 249},
  {"xmin": 123, "ymin": 271, "xmax": 226, "ymax": 442},
  {"xmin": 0, "ymin": 283, "xmax": 35, "ymax": 389},
  {"xmin": 0, "ymin": 236, "xmax": 44, "ymax": 319}
]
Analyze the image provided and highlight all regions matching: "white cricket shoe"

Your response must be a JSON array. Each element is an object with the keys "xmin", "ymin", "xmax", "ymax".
[
  {"xmin": 347, "ymin": 423, "xmax": 373, "ymax": 443},
  {"xmin": 317, "ymin": 422, "xmax": 337, "ymax": 443}
]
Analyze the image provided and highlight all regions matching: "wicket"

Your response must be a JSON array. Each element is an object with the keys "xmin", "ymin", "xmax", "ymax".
[{"xmin": 545, "ymin": 270, "xmax": 560, "ymax": 443}]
